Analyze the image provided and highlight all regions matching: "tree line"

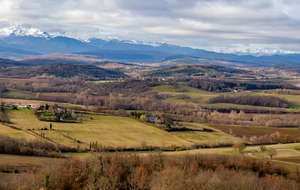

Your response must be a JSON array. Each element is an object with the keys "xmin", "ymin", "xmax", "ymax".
[
  {"xmin": 0, "ymin": 153, "xmax": 297, "ymax": 190},
  {"xmin": 264, "ymin": 89, "xmax": 300, "ymax": 95},
  {"xmin": 188, "ymin": 79, "xmax": 292, "ymax": 92},
  {"xmin": 208, "ymin": 94, "xmax": 288, "ymax": 108},
  {"xmin": 0, "ymin": 134, "xmax": 77, "ymax": 157}
]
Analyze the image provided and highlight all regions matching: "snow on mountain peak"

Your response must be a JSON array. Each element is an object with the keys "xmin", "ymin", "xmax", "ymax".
[
  {"xmin": 120, "ymin": 39, "xmax": 163, "ymax": 47},
  {"xmin": 0, "ymin": 25, "xmax": 51, "ymax": 38},
  {"xmin": 216, "ymin": 47, "xmax": 300, "ymax": 56},
  {"xmin": 1, "ymin": 25, "xmax": 299, "ymax": 56}
]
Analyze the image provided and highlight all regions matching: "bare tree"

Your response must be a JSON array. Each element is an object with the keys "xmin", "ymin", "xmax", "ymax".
[
  {"xmin": 267, "ymin": 147, "xmax": 278, "ymax": 160},
  {"xmin": 232, "ymin": 142, "xmax": 246, "ymax": 154}
]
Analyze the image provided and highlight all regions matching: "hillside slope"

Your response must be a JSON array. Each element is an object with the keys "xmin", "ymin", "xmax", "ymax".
[
  {"xmin": 0, "ymin": 63, "xmax": 129, "ymax": 79},
  {"xmin": 142, "ymin": 64, "xmax": 251, "ymax": 77},
  {"xmin": 19, "ymin": 53, "xmax": 131, "ymax": 66}
]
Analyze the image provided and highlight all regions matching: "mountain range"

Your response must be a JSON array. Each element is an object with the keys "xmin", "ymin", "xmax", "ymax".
[{"xmin": 0, "ymin": 26, "xmax": 300, "ymax": 67}]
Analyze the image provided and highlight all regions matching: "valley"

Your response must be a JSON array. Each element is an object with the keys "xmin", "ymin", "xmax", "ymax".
[{"xmin": 1, "ymin": 52, "xmax": 300, "ymax": 189}]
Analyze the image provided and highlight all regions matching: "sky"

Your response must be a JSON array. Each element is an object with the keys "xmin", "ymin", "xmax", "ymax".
[{"xmin": 1, "ymin": 0, "xmax": 300, "ymax": 53}]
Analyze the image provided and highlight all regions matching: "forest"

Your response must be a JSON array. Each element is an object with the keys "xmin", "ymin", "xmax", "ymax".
[{"xmin": 208, "ymin": 94, "xmax": 288, "ymax": 108}]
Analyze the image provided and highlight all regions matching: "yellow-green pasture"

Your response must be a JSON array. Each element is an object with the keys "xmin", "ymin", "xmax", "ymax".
[
  {"xmin": 0, "ymin": 123, "xmax": 36, "ymax": 140},
  {"xmin": 152, "ymin": 84, "xmax": 300, "ymax": 111},
  {"xmin": 165, "ymin": 143, "xmax": 300, "ymax": 170},
  {"xmin": 165, "ymin": 143, "xmax": 300, "ymax": 160},
  {"xmin": 169, "ymin": 122, "xmax": 238, "ymax": 145},
  {"xmin": 152, "ymin": 84, "xmax": 215, "ymax": 101},
  {"xmin": 4, "ymin": 108, "xmax": 238, "ymax": 149}
]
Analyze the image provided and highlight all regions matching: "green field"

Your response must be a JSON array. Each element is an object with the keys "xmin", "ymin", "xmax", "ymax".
[
  {"xmin": 208, "ymin": 124, "xmax": 300, "ymax": 140},
  {"xmin": 165, "ymin": 143, "xmax": 300, "ymax": 160},
  {"xmin": 165, "ymin": 143, "xmax": 300, "ymax": 169},
  {"xmin": 0, "ymin": 123, "xmax": 36, "ymax": 139},
  {"xmin": 2, "ymin": 91, "xmax": 37, "ymax": 99},
  {"xmin": 153, "ymin": 84, "xmax": 216, "ymax": 100},
  {"xmin": 152, "ymin": 84, "xmax": 300, "ymax": 111},
  {"xmin": 169, "ymin": 122, "xmax": 238, "ymax": 145},
  {"xmin": 4, "ymin": 108, "xmax": 238, "ymax": 149},
  {"xmin": 3, "ymin": 98, "xmax": 300, "ymax": 169}
]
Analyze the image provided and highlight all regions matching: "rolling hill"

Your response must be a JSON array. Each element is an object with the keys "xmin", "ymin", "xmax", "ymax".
[
  {"xmin": 74, "ymin": 49, "xmax": 173, "ymax": 63},
  {"xmin": 142, "ymin": 64, "xmax": 251, "ymax": 77},
  {"xmin": 0, "ymin": 63, "xmax": 129, "ymax": 79},
  {"xmin": 0, "ymin": 57, "xmax": 33, "ymax": 67},
  {"xmin": 19, "ymin": 53, "xmax": 132, "ymax": 67},
  {"xmin": 0, "ymin": 46, "xmax": 42, "ymax": 59},
  {"xmin": 158, "ymin": 55, "xmax": 256, "ymax": 68}
]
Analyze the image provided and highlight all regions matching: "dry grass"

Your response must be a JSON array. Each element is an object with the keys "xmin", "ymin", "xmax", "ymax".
[
  {"xmin": 0, "ymin": 123, "xmax": 36, "ymax": 140},
  {"xmin": 1, "ymin": 98, "xmax": 62, "ymax": 105},
  {"xmin": 153, "ymin": 84, "xmax": 300, "ymax": 112},
  {"xmin": 4, "ymin": 108, "xmax": 241, "ymax": 149},
  {"xmin": 253, "ymin": 90, "xmax": 300, "ymax": 109},
  {"xmin": 37, "ymin": 92, "xmax": 73, "ymax": 100},
  {"xmin": 53, "ymin": 115, "xmax": 194, "ymax": 148},
  {"xmin": 36, "ymin": 129, "xmax": 81, "ymax": 147},
  {"xmin": 165, "ymin": 143, "xmax": 300, "ymax": 158},
  {"xmin": 152, "ymin": 84, "xmax": 215, "ymax": 101},
  {"xmin": 5, "ymin": 109, "xmax": 197, "ymax": 148},
  {"xmin": 170, "ymin": 122, "xmax": 238, "ymax": 144},
  {"xmin": 208, "ymin": 124, "xmax": 300, "ymax": 140},
  {"xmin": 0, "ymin": 154, "xmax": 59, "ymax": 169}
]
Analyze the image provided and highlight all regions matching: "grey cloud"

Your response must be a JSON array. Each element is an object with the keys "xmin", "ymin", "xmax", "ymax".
[{"xmin": 1, "ymin": 0, "xmax": 300, "ymax": 52}]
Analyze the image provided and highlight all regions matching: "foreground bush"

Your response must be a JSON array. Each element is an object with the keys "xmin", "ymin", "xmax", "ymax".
[
  {"xmin": 0, "ymin": 134, "xmax": 77, "ymax": 157},
  {"xmin": 0, "ymin": 153, "xmax": 298, "ymax": 190}
]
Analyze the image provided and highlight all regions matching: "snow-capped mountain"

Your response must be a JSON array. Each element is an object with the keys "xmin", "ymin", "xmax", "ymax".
[
  {"xmin": 121, "ymin": 40, "xmax": 163, "ymax": 47},
  {"xmin": 1, "ymin": 25, "xmax": 300, "ymax": 67},
  {"xmin": 0, "ymin": 25, "xmax": 168, "ymax": 48},
  {"xmin": 216, "ymin": 48, "xmax": 300, "ymax": 56},
  {"xmin": 0, "ymin": 25, "xmax": 51, "ymax": 38},
  {"xmin": 1, "ymin": 25, "xmax": 299, "ymax": 56}
]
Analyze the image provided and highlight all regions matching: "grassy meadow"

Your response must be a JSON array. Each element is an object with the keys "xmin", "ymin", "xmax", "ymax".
[
  {"xmin": 4, "ymin": 106, "xmax": 300, "ymax": 168},
  {"xmin": 4, "ymin": 108, "xmax": 239, "ymax": 149},
  {"xmin": 169, "ymin": 122, "xmax": 238, "ymax": 145},
  {"xmin": 165, "ymin": 143, "xmax": 300, "ymax": 172},
  {"xmin": 152, "ymin": 84, "xmax": 300, "ymax": 111},
  {"xmin": 208, "ymin": 124, "xmax": 300, "ymax": 140},
  {"xmin": 2, "ymin": 96, "xmax": 300, "ymax": 170},
  {"xmin": 0, "ymin": 123, "xmax": 36, "ymax": 140}
]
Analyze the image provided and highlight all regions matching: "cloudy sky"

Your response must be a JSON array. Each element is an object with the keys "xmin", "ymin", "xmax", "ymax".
[{"xmin": 1, "ymin": 0, "xmax": 300, "ymax": 53}]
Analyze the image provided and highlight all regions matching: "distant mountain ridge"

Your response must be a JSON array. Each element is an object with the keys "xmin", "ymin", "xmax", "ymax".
[
  {"xmin": 1, "ymin": 26, "xmax": 300, "ymax": 67},
  {"xmin": 19, "ymin": 53, "xmax": 131, "ymax": 66}
]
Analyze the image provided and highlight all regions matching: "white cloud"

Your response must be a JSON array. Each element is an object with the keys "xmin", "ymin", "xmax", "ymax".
[{"xmin": 1, "ymin": 0, "xmax": 300, "ymax": 52}]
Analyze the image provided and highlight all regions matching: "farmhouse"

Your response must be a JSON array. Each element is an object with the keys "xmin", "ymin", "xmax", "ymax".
[{"xmin": 147, "ymin": 116, "xmax": 166, "ymax": 124}]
